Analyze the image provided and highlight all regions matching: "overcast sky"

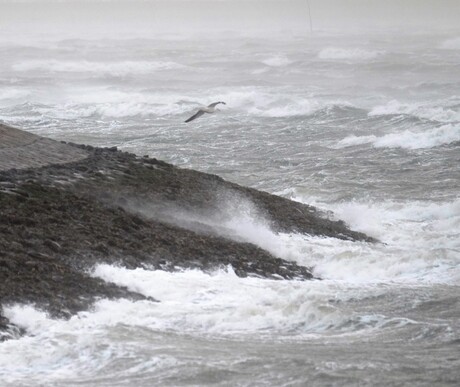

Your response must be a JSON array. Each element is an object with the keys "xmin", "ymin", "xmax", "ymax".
[{"xmin": 1, "ymin": 0, "xmax": 459, "ymax": 39}]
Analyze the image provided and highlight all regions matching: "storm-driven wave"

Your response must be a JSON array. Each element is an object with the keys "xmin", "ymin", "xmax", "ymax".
[
  {"xmin": 335, "ymin": 124, "xmax": 460, "ymax": 150},
  {"xmin": 1, "ymin": 23, "xmax": 460, "ymax": 387}
]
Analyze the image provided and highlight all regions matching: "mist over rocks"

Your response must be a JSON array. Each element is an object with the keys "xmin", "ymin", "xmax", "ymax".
[{"xmin": 0, "ymin": 124, "xmax": 375, "ymax": 339}]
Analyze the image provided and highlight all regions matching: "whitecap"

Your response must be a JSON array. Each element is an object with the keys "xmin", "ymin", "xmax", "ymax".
[
  {"xmin": 0, "ymin": 303, "xmax": 178, "ymax": 386},
  {"xmin": 372, "ymin": 125, "xmax": 460, "ymax": 149},
  {"xmin": 29, "ymin": 88, "xmax": 194, "ymax": 119},
  {"xmin": 333, "ymin": 134, "xmax": 377, "ymax": 148},
  {"xmin": 290, "ymin": 196, "xmax": 460, "ymax": 284},
  {"xmin": 256, "ymin": 99, "xmax": 322, "ymax": 118},
  {"xmin": 335, "ymin": 124, "xmax": 460, "ymax": 150},
  {"xmin": 318, "ymin": 47, "xmax": 384, "ymax": 61},
  {"xmin": 369, "ymin": 100, "xmax": 460, "ymax": 123},
  {"xmin": 91, "ymin": 265, "xmax": 411, "ymax": 336},
  {"xmin": 261, "ymin": 55, "xmax": 292, "ymax": 67},
  {"xmin": 212, "ymin": 89, "xmax": 333, "ymax": 118}
]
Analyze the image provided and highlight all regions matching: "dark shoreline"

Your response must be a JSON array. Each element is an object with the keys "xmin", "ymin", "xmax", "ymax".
[{"xmin": 0, "ymin": 124, "xmax": 375, "ymax": 340}]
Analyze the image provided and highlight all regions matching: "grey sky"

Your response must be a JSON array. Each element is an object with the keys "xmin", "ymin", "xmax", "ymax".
[{"xmin": 1, "ymin": 0, "xmax": 459, "ymax": 39}]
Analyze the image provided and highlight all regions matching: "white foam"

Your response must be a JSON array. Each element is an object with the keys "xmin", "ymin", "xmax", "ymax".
[
  {"xmin": 200, "ymin": 89, "xmax": 323, "ymax": 118},
  {"xmin": 0, "ymin": 268, "xmax": 399, "ymax": 351},
  {"xmin": 91, "ymin": 265, "xmax": 401, "ymax": 336},
  {"xmin": 0, "ymin": 266, "xmax": 418, "ymax": 386},
  {"xmin": 28, "ymin": 88, "xmax": 192, "ymax": 119},
  {"xmin": 369, "ymin": 100, "xmax": 460, "ymax": 123},
  {"xmin": 318, "ymin": 47, "xmax": 383, "ymax": 61},
  {"xmin": 139, "ymin": 189, "xmax": 459, "ymax": 286},
  {"xmin": 46, "ymin": 194, "xmax": 460, "ymax": 340},
  {"xmin": 0, "ymin": 229, "xmax": 456, "ymax": 383},
  {"xmin": 292, "ymin": 196, "xmax": 460, "ymax": 284},
  {"xmin": 0, "ymin": 83, "xmax": 340, "ymax": 120},
  {"xmin": 1, "ymin": 194, "xmax": 457, "ymax": 382},
  {"xmin": 258, "ymin": 98, "xmax": 323, "ymax": 118},
  {"xmin": 261, "ymin": 55, "xmax": 292, "ymax": 67},
  {"xmin": 373, "ymin": 125, "xmax": 460, "ymax": 149},
  {"xmin": 336, "ymin": 124, "xmax": 460, "ymax": 150},
  {"xmin": 12, "ymin": 60, "xmax": 184, "ymax": 76},
  {"xmin": 0, "ymin": 303, "xmax": 179, "ymax": 385},
  {"xmin": 334, "ymin": 134, "xmax": 377, "ymax": 148},
  {"xmin": 200, "ymin": 89, "xmax": 270, "ymax": 112}
]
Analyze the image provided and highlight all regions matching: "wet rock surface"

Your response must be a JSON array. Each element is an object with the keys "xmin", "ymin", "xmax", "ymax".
[{"xmin": 0, "ymin": 125, "xmax": 375, "ymax": 339}]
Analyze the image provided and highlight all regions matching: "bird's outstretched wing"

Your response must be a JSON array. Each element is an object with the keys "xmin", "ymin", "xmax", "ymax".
[
  {"xmin": 208, "ymin": 101, "xmax": 226, "ymax": 108},
  {"xmin": 185, "ymin": 109, "xmax": 205, "ymax": 123}
]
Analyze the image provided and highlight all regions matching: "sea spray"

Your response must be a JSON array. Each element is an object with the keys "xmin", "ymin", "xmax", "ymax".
[{"xmin": 1, "ymin": 27, "xmax": 460, "ymax": 387}]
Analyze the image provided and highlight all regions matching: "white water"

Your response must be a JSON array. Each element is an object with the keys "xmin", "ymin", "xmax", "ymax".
[
  {"xmin": 1, "ymin": 194, "xmax": 459, "ymax": 385},
  {"xmin": 1, "ymin": 2, "xmax": 460, "ymax": 385},
  {"xmin": 318, "ymin": 47, "xmax": 384, "ymax": 60},
  {"xmin": 336, "ymin": 124, "xmax": 460, "ymax": 150}
]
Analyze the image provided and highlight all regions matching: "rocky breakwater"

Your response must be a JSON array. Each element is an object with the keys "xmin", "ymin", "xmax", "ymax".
[{"xmin": 0, "ymin": 124, "xmax": 375, "ymax": 340}]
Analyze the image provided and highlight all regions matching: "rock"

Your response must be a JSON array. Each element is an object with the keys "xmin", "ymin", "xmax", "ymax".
[
  {"xmin": 43, "ymin": 239, "xmax": 62, "ymax": 252},
  {"xmin": 0, "ymin": 124, "xmax": 377, "ymax": 340},
  {"xmin": 0, "ymin": 309, "xmax": 24, "ymax": 342}
]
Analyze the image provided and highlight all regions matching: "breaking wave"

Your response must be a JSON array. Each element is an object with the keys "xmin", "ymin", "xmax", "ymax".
[
  {"xmin": 335, "ymin": 124, "xmax": 460, "ymax": 150},
  {"xmin": 261, "ymin": 55, "xmax": 293, "ymax": 67},
  {"xmin": 0, "ymin": 88, "xmax": 337, "ymax": 120},
  {"xmin": 12, "ymin": 60, "xmax": 184, "ymax": 76},
  {"xmin": 292, "ymin": 196, "xmax": 460, "ymax": 284},
  {"xmin": 369, "ymin": 100, "xmax": 460, "ymax": 123},
  {"xmin": 91, "ymin": 266, "xmax": 375, "ymax": 335},
  {"xmin": 212, "ymin": 90, "xmax": 352, "ymax": 118}
]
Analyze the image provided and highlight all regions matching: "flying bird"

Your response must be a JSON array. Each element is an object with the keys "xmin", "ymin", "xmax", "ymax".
[{"xmin": 184, "ymin": 101, "xmax": 226, "ymax": 123}]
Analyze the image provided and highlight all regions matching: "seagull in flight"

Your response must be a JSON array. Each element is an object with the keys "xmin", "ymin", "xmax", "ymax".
[{"xmin": 184, "ymin": 101, "xmax": 226, "ymax": 123}]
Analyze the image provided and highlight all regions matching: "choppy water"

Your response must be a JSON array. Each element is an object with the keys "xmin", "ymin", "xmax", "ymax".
[{"xmin": 1, "ymin": 28, "xmax": 460, "ymax": 386}]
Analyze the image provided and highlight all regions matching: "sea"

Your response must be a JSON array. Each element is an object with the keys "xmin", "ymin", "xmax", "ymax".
[{"xmin": 0, "ymin": 8, "xmax": 459, "ymax": 387}]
